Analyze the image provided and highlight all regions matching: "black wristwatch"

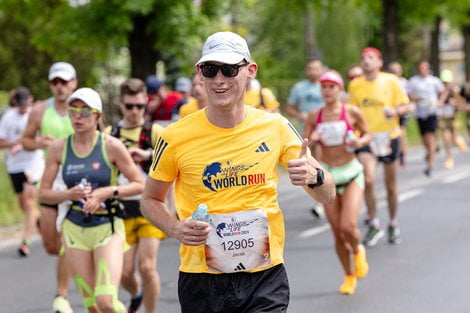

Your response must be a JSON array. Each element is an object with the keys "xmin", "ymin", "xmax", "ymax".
[
  {"xmin": 111, "ymin": 186, "xmax": 119, "ymax": 199},
  {"xmin": 308, "ymin": 168, "xmax": 325, "ymax": 189}
]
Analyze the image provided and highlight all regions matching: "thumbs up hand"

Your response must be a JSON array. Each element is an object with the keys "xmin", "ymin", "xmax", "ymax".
[{"xmin": 287, "ymin": 139, "xmax": 321, "ymax": 186}]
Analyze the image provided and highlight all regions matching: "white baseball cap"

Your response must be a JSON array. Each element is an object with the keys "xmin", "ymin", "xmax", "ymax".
[
  {"xmin": 196, "ymin": 32, "xmax": 251, "ymax": 65},
  {"xmin": 48, "ymin": 62, "xmax": 77, "ymax": 81},
  {"xmin": 67, "ymin": 88, "xmax": 102, "ymax": 112}
]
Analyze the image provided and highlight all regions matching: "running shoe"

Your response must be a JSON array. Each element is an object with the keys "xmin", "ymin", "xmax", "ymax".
[
  {"xmin": 388, "ymin": 225, "xmax": 401, "ymax": 244},
  {"xmin": 17, "ymin": 240, "xmax": 31, "ymax": 257},
  {"xmin": 310, "ymin": 203, "xmax": 324, "ymax": 219},
  {"xmin": 424, "ymin": 167, "xmax": 432, "ymax": 177},
  {"xmin": 444, "ymin": 157, "xmax": 455, "ymax": 169},
  {"xmin": 353, "ymin": 244, "xmax": 369, "ymax": 279},
  {"xmin": 128, "ymin": 292, "xmax": 143, "ymax": 313},
  {"xmin": 52, "ymin": 295, "xmax": 74, "ymax": 313},
  {"xmin": 339, "ymin": 275, "xmax": 357, "ymax": 295},
  {"xmin": 363, "ymin": 226, "xmax": 384, "ymax": 247}
]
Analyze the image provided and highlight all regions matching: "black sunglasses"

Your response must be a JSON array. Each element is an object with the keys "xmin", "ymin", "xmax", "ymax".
[
  {"xmin": 200, "ymin": 63, "xmax": 249, "ymax": 78},
  {"xmin": 124, "ymin": 103, "xmax": 146, "ymax": 110},
  {"xmin": 50, "ymin": 78, "xmax": 69, "ymax": 86}
]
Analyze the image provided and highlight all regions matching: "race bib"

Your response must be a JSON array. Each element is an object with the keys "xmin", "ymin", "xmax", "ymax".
[
  {"xmin": 370, "ymin": 132, "xmax": 391, "ymax": 157},
  {"xmin": 205, "ymin": 209, "xmax": 271, "ymax": 273},
  {"xmin": 317, "ymin": 121, "xmax": 347, "ymax": 146}
]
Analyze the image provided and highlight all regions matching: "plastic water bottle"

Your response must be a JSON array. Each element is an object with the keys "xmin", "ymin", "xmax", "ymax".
[
  {"xmin": 192, "ymin": 203, "xmax": 210, "ymax": 223},
  {"xmin": 345, "ymin": 130, "xmax": 356, "ymax": 152}
]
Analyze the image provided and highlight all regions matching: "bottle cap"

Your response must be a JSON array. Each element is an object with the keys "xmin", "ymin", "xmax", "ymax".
[{"xmin": 198, "ymin": 203, "xmax": 208, "ymax": 212}]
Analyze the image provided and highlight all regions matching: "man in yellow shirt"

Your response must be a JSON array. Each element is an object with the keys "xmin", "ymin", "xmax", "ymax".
[
  {"xmin": 348, "ymin": 47, "xmax": 410, "ymax": 246},
  {"xmin": 141, "ymin": 31, "xmax": 335, "ymax": 313}
]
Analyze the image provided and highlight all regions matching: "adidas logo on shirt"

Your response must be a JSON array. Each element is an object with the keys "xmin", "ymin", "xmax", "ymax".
[
  {"xmin": 255, "ymin": 142, "xmax": 270, "ymax": 153},
  {"xmin": 234, "ymin": 262, "xmax": 247, "ymax": 271}
]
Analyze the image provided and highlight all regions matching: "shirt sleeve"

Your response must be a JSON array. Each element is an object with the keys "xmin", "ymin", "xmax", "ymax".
[
  {"xmin": 151, "ymin": 123, "xmax": 164, "ymax": 147},
  {"xmin": 391, "ymin": 76, "xmax": 409, "ymax": 107},
  {"xmin": 0, "ymin": 111, "xmax": 10, "ymax": 140},
  {"xmin": 148, "ymin": 128, "xmax": 178, "ymax": 182},
  {"xmin": 279, "ymin": 116, "xmax": 302, "ymax": 167},
  {"xmin": 435, "ymin": 78, "xmax": 445, "ymax": 93},
  {"xmin": 287, "ymin": 84, "xmax": 299, "ymax": 106}
]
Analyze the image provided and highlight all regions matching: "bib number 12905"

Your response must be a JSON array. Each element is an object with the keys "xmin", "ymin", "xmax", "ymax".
[{"xmin": 221, "ymin": 238, "xmax": 255, "ymax": 251}]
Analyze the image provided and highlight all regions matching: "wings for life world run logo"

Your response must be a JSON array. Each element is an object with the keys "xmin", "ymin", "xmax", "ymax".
[
  {"xmin": 216, "ymin": 217, "xmax": 258, "ymax": 238},
  {"xmin": 202, "ymin": 160, "xmax": 265, "ymax": 192}
]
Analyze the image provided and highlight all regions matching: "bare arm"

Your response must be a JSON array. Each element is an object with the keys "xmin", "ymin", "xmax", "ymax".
[
  {"xmin": 0, "ymin": 138, "xmax": 18, "ymax": 149},
  {"xmin": 39, "ymin": 139, "xmax": 89, "ymax": 204},
  {"xmin": 349, "ymin": 106, "xmax": 371, "ymax": 148},
  {"xmin": 22, "ymin": 102, "xmax": 54, "ymax": 151},
  {"xmin": 82, "ymin": 136, "xmax": 144, "ymax": 213},
  {"xmin": 287, "ymin": 139, "xmax": 335, "ymax": 204},
  {"xmin": 141, "ymin": 177, "xmax": 210, "ymax": 246},
  {"xmin": 286, "ymin": 104, "xmax": 308, "ymax": 122}
]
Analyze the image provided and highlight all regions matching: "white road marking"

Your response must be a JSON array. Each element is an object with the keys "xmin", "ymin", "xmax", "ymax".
[
  {"xmin": 398, "ymin": 189, "xmax": 424, "ymax": 202},
  {"xmin": 298, "ymin": 189, "xmax": 424, "ymax": 239},
  {"xmin": 297, "ymin": 223, "xmax": 330, "ymax": 239},
  {"xmin": 442, "ymin": 172, "xmax": 469, "ymax": 184}
]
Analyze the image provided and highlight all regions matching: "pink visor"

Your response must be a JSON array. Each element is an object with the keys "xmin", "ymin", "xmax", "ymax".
[
  {"xmin": 319, "ymin": 71, "xmax": 344, "ymax": 90},
  {"xmin": 361, "ymin": 47, "xmax": 382, "ymax": 58}
]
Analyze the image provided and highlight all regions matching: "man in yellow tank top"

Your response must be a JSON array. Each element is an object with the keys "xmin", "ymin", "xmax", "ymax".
[
  {"xmin": 22, "ymin": 62, "xmax": 77, "ymax": 313},
  {"xmin": 141, "ymin": 31, "xmax": 335, "ymax": 313},
  {"xmin": 348, "ymin": 48, "xmax": 410, "ymax": 247}
]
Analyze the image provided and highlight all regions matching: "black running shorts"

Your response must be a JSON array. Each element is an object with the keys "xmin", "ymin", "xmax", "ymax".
[
  {"xmin": 356, "ymin": 137, "xmax": 401, "ymax": 164},
  {"xmin": 417, "ymin": 115, "xmax": 438, "ymax": 135},
  {"xmin": 178, "ymin": 264, "xmax": 290, "ymax": 313},
  {"xmin": 8, "ymin": 172, "xmax": 29, "ymax": 194}
]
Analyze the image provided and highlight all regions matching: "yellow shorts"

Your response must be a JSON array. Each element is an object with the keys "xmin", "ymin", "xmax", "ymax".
[
  {"xmin": 124, "ymin": 216, "xmax": 166, "ymax": 245},
  {"xmin": 62, "ymin": 218, "xmax": 126, "ymax": 252}
]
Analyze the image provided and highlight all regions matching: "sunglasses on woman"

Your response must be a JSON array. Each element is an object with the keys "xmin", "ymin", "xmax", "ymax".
[
  {"xmin": 199, "ymin": 63, "xmax": 249, "ymax": 78},
  {"xmin": 68, "ymin": 106, "xmax": 100, "ymax": 118}
]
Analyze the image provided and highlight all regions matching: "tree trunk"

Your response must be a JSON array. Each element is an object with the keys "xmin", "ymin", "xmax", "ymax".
[
  {"xmin": 382, "ymin": 0, "xmax": 399, "ymax": 67},
  {"xmin": 304, "ymin": 1, "xmax": 317, "ymax": 60},
  {"xmin": 430, "ymin": 16, "xmax": 441, "ymax": 76},
  {"xmin": 128, "ymin": 14, "xmax": 160, "ymax": 80},
  {"xmin": 463, "ymin": 24, "xmax": 470, "ymax": 82}
]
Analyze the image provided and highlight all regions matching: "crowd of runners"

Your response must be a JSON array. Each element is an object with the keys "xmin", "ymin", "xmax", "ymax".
[{"xmin": 0, "ymin": 30, "xmax": 470, "ymax": 312}]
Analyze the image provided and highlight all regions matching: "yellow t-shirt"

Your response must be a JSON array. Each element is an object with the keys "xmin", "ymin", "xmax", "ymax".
[
  {"xmin": 348, "ymin": 72, "xmax": 409, "ymax": 138},
  {"xmin": 104, "ymin": 122, "xmax": 163, "ymax": 149},
  {"xmin": 149, "ymin": 106, "xmax": 302, "ymax": 273},
  {"xmin": 179, "ymin": 98, "xmax": 201, "ymax": 118},
  {"xmin": 245, "ymin": 88, "xmax": 280, "ymax": 111}
]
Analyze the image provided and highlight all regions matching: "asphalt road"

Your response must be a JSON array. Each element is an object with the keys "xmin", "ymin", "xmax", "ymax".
[{"xmin": 1, "ymin": 147, "xmax": 469, "ymax": 313}]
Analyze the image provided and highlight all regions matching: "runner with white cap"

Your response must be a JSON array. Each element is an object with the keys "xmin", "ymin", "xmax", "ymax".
[
  {"xmin": 39, "ymin": 87, "xmax": 144, "ymax": 313},
  {"xmin": 141, "ymin": 31, "xmax": 335, "ymax": 313}
]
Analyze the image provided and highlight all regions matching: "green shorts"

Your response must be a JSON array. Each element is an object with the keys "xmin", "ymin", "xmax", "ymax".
[
  {"xmin": 62, "ymin": 218, "xmax": 126, "ymax": 252},
  {"xmin": 322, "ymin": 158, "xmax": 364, "ymax": 194}
]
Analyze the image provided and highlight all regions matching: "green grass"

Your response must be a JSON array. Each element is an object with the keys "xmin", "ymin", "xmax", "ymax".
[{"xmin": 0, "ymin": 156, "xmax": 23, "ymax": 227}]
